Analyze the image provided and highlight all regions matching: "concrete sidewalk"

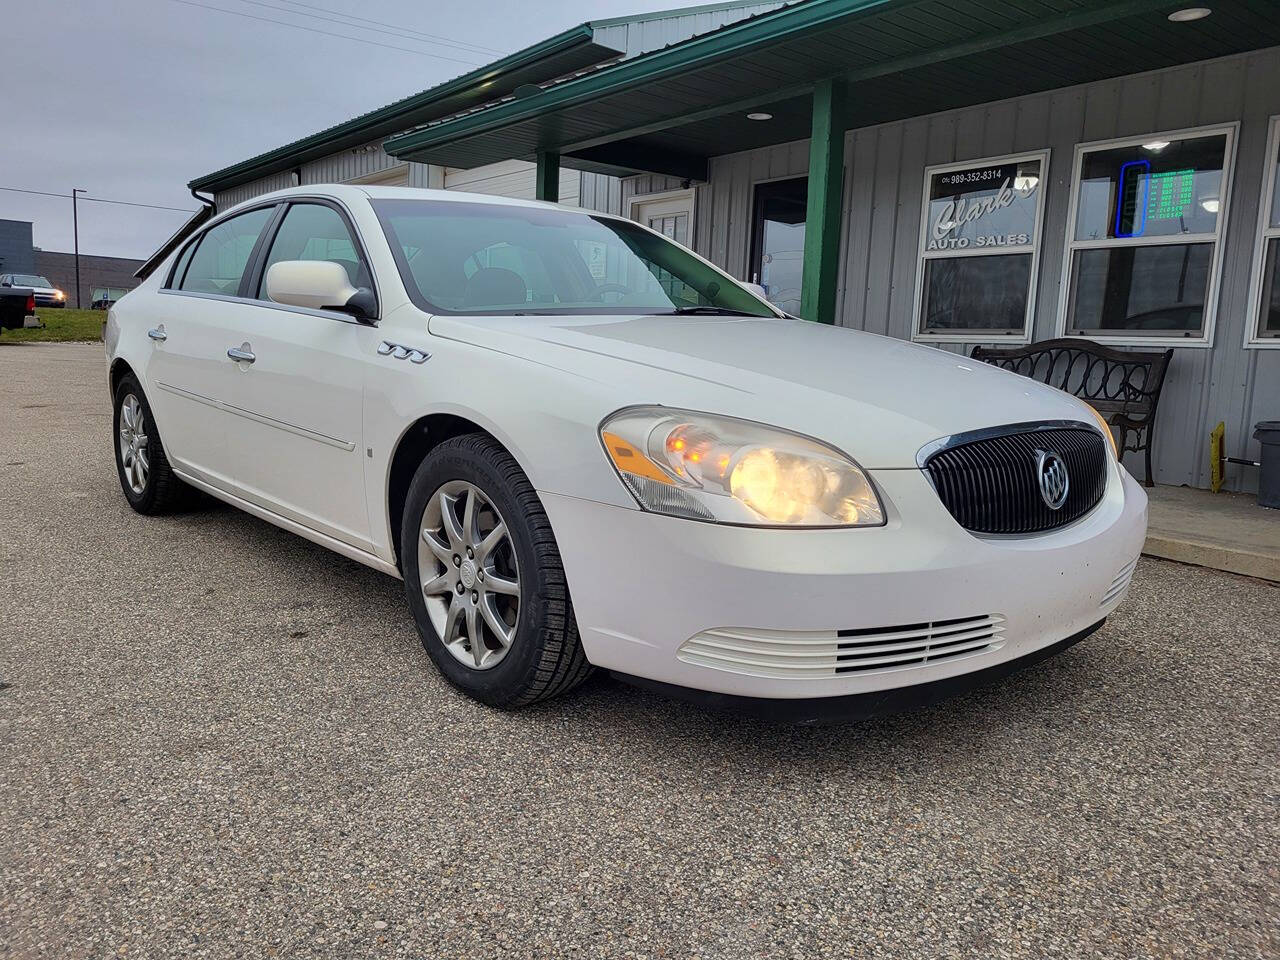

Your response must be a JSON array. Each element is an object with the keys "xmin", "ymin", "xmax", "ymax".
[{"xmin": 1144, "ymin": 483, "xmax": 1280, "ymax": 582}]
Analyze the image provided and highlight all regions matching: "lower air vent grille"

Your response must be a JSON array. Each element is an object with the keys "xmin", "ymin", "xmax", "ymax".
[
  {"xmin": 1102, "ymin": 556, "xmax": 1139, "ymax": 606},
  {"xmin": 677, "ymin": 615, "xmax": 1006, "ymax": 680}
]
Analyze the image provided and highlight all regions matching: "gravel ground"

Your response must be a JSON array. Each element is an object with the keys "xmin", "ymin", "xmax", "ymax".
[{"xmin": 1, "ymin": 342, "xmax": 1277, "ymax": 959}]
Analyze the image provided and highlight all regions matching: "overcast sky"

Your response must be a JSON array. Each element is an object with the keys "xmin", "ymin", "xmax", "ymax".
[{"xmin": 0, "ymin": 0, "xmax": 677, "ymax": 260}]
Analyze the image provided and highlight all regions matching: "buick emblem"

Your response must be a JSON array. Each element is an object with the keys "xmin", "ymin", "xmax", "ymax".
[{"xmin": 1035, "ymin": 449, "xmax": 1070, "ymax": 510}]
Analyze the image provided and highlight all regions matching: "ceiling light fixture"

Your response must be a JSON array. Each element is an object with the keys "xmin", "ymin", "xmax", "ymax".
[
  {"xmin": 1168, "ymin": 7, "xmax": 1211, "ymax": 21},
  {"xmin": 1143, "ymin": 140, "xmax": 1171, "ymax": 152},
  {"xmin": 1201, "ymin": 198, "xmax": 1220, "ymax": 213},
  {"xmin": 746, "ymin": 112, "xmax": 773, "ymax": 121}
]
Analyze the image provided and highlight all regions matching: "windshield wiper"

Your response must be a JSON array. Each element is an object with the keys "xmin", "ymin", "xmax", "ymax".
[{"xmin": 666, "ymin": 305, "xmax": 757, "ymax": 316}]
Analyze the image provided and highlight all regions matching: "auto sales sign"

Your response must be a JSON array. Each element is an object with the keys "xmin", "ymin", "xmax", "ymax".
[{"xmin": 925, "ymin": 156, "xmax": 1045, "ymax": 253}]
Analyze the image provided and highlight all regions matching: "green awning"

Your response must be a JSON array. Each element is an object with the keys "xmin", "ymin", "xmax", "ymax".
[{"xmin": 384, "ymin": 0, "xmax": 1280, "ymax": 180}]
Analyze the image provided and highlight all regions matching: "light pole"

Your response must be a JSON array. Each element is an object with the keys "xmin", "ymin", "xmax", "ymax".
[{"xmin": 72, "ymin": 188, "xmax": 85, "ymax": 308}]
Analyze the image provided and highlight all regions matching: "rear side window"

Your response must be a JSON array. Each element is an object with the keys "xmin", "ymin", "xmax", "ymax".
[
  {"xmin": 258, "ymin": 203, "xmax": 368, "ymax": 298},
  {"xmin": 179, "ymin": 207, "xmax": 274, "ymax": 295}
]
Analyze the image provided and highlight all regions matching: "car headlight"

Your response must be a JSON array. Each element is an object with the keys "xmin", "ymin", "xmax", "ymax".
[
  {"xmin": 54, "ymin": 290, "xmax": 65, "ymax": 299},
  {"xmin": 1083, "ymin": 403, "xmax": 1118, "ymax": 459},
  {"xmin": 599, "ymin": 406, "xmax": 884, "ymax": 527}
]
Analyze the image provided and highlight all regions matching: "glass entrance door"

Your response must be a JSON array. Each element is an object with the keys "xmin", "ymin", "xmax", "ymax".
[{"xmin": 750, "ymin": 177, "xmax": 807, "ymax": 315}]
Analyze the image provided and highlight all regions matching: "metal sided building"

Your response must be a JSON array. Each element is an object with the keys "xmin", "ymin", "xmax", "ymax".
[{"xmin": 189, "ymin": 0, "xmax": 1280, "ymax": 493}]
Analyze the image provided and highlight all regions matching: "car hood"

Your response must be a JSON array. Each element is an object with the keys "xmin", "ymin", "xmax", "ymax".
[{"xmin": 428, "ymin": 313, "xmax": 1093, "ymax": 469}]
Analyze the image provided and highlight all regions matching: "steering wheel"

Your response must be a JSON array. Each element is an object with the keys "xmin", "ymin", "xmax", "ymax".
[{"xmin": 588, "ymin": 283, "xmax": 632, "ymax": 301}]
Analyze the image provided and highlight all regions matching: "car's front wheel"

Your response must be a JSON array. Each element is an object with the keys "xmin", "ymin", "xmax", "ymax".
[
  {"xmin": 112, "ymin": 375, "xmax": 191, "ymax": 514},
  {"xmin": 401, "ymin": 434, "xmax": 592, "ymax": 707}
]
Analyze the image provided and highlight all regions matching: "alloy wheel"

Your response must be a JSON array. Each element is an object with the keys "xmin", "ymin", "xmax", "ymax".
[
  {"xmin": 118, "ymin": 394, "xmax": 150, "ymax": 495},
  {"xmin": 417, "ymin": 480, "xmax": 521, "ymax": 670}
]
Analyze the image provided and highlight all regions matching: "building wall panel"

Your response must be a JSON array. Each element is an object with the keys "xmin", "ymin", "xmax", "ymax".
[
  {"xmin": 443, "ymin": 160, "xmax": 580, "ymax": 205},
  {"xmin": 592, "ymin": 3, "xmax": 789, "ymax": 59}
]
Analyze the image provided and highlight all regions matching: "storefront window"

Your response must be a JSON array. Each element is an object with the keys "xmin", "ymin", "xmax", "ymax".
[
  {"xmin": 913, "ymin": 151, "xmax": 1048, "ymax": 340},
  {"xmin": 1063, "ymin": 126, "xmax": 1235, "ymax": 342},
  {"xmin": 1250, "ymin": 116, "xmax": 1280, "ymax": 343}
]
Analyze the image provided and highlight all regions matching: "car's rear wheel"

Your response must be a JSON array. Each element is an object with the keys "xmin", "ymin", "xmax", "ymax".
[
  {"xmin": 401, "ymin": 433, "xmax": 592, "ymax": 707},
  {"xmin": 113, "ymin": 375, "xmax": 192, "ymax": 514}
]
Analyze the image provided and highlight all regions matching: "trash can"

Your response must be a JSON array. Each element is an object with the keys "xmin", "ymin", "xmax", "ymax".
[{"xmin": 1255, "ymin": 420, "xmax": 1280, "ymax": 509}]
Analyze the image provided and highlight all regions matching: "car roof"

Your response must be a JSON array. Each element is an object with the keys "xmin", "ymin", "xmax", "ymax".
[{"xmin": 222, "ymin": 183, "xmax": 580, "ymax": 216}]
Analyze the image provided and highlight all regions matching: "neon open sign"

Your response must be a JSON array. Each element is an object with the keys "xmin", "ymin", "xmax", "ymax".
[
  {"xmin": 1115, "ymin": 159, "xmax": 1150, "ymax": 238},
  {"xmin": 1115, "ymin": 162, "xmax": 1196, "ymax": 237}
]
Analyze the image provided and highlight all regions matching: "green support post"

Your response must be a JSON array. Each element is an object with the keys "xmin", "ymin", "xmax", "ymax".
[
  {"xmin": 535, "ymin": 151, "xmax": 560, "ymax": 203},
  {"xmin": 800, "ymin": 78, "xmax": 847, "ymax": 324}
]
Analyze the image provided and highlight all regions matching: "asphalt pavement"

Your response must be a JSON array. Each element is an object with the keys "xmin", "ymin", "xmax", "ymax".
[{"xmin": 1, "ymin": 342, "xmax": 1276, "ymax": 959}]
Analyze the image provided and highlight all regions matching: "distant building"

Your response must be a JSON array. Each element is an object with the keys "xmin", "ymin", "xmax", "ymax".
[
  {"xmin": 34, "ymin": 251, "xmax": 142, "ymax": 308},
  {"xmin": 0, "ymin": 219, "xmax": 35, "ymax": 275},
  {"xmin": 0, "ymin": 218, "xmax": 141, "ymax": 306}
]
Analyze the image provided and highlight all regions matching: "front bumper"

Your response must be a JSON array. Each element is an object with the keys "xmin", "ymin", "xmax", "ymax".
[
  {"xmin": 613, "ymin": 618, "xmax": 1105, "ymax": 723},
  {"xmin": 542, "ymin": 460, "xmax": 1148, "ymax": 701}
]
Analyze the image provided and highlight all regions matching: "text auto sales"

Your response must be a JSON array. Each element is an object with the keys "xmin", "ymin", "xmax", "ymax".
[{"xmin": 927, "ymin": 176, "xmax": 1035, "ymax": 251}]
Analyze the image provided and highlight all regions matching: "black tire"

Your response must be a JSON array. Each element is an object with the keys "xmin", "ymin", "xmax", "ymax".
[
  {"xmin": 112, "ymin": 374, "xmax": 192, "ymax": 515},
  {"xmin": 400, "ymin": 433, "xmax": 593, "ymax": 708}
]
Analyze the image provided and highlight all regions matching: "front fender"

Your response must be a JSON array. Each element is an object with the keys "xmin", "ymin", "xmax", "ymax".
[{"xmin": 363, "ymin": 337, "xmax": 640, "ymax": 563}]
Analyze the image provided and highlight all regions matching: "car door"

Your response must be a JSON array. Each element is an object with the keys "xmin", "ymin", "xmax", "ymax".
[
  {"xmin": 145, "ymin": 204, "xmax": 278, "ymax": 492},
  {"xmin": 207, "ymin": 200, "xmax": 377, "ymax": 551}
]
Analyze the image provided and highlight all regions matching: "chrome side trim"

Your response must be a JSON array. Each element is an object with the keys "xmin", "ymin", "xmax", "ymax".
[
  {"xmin": 156, "ymin": 287, "xmax": 371, "ymax": 326},
  {"xmin": 915, "ymin": 419, "xmax": 1103, "ymax": 469},
  {"xmin": 153, "ymin": 380, "xmax": 356, "ymax": 451}
]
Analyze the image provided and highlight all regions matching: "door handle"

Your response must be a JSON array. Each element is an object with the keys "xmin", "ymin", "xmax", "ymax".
[
  {"xmin": 147, "ymin": 326, "xmax": 167, "ymax": 342},
  {"xmin": 226, "ymin": 343, "xmax": 256, "ymax": 364}
]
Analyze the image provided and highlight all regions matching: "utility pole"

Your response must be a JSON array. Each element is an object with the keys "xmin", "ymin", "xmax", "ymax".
[{"xmin": 72, "ymin": 188, "xmax": 85, "ymax": 308}]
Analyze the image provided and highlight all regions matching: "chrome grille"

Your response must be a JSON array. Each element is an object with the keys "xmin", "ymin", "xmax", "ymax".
[
  {"xmin": 923, "ymin": 424, "xmax": 1107, "ymax": 535},
  {"xmin": 677, "ymin": 615, "xmax": 1006, "ymax": 680}
]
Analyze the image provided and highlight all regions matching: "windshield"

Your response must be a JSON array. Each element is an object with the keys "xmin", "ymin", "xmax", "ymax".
[
  {"xmin": 12, "ymin": 275, "xmax": 50, "ymax": 287},
  {"xmin": 373, "ymin": 199, "xmax": 777, "ymax": 317}
]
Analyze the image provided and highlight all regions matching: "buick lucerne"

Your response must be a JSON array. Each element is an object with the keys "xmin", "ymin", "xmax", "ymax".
[{"xmin": 105, "ymin": 186, "xmax": 1148, "ymax": 719}]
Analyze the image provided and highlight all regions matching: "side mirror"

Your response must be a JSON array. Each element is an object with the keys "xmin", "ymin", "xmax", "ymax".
[{"xmin": 264, "ymin": 260, "xmax": 376, "ymax": 323}]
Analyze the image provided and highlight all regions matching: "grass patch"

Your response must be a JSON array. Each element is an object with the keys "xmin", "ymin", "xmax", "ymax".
[{"xmin": 3, "ymin": 307, "xmax": 105, "ymax": 343}]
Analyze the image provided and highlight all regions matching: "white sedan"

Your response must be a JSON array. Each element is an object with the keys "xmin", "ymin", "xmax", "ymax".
[{"xmin": 105, "ymin": 186, "xmax": 1147, "ymax": 720}]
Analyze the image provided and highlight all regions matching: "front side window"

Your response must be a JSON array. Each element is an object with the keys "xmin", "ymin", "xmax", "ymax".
[
  {"xmin": 1250, "ymin": 116, "xmax": 1280, "ymax": 344},
  {"xmin": 1062, "ymin": 126, "xmax": 1235, "ymax": 342},
  {"xmin": 258, "ymin": 202, "xmax": 367, "ymax": 297},
  {"xmin": 914, "ymin": 152, "xmax": 1048, "ymax": 341},
  {"xmin": 373, "ymin": 199, "xmax": 776, "ymax": 317},
  {"xmin": 179, "ymin": 207, "xmax": 274, "ymax": 296},
  {"xmin": 169, "ymin": 239, "xmax": 198, "ymax": 289}
]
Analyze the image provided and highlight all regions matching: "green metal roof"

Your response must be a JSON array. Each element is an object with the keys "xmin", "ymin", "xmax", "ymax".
[
  {"xmin": 188, "ymin": 24, "xmax": 622, "ymax": 193},
  {"xmin": 588, "ymin": 0, "xmax": 793, "ymax": 28},
  {"xmin": 384, "ymin": 0, "xmax": 1280, "ymax": 179}
]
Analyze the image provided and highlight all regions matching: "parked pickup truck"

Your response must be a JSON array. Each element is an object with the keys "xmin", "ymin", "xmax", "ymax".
[
  {"xmin": 0, "ymin": 285, "xmax": 35, "ymax": 333},
  {"xmin": 0, "ymin": 273, "xmax": 65, "ymax": 307}
]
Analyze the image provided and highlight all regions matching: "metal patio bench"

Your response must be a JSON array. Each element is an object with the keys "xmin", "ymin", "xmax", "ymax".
[{"xmin": 970, "ymin": 338, "xmax": 1173, "ymax": 487}]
